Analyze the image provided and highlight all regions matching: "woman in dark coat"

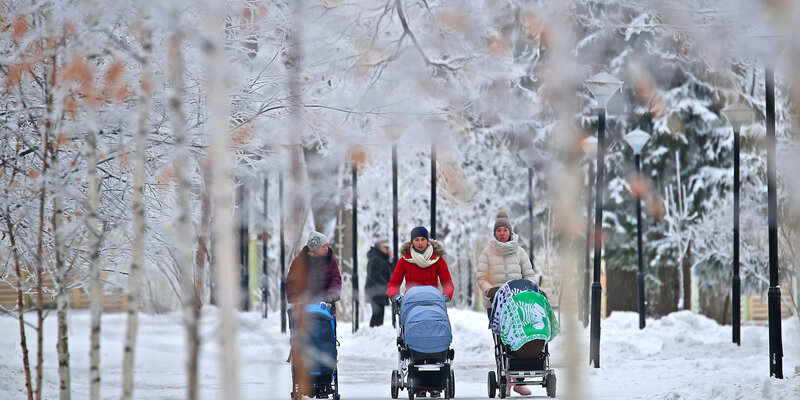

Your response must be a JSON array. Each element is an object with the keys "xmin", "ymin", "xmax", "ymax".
[
  {"xmin": 286, "ymin": 231, "xmax": 342, "ymax": 305},
  {"xmin": 365, "ymin": 238, "xmax": 393, "ymax": 327}
]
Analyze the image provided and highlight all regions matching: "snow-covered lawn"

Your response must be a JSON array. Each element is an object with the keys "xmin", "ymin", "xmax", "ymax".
[{"xmin": 1, "ymin": 308, "xmax": 798, "ymax": 399}]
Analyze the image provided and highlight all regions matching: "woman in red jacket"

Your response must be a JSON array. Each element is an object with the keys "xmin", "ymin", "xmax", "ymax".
[{"xmin": 388, "ymin": 226, "xmax": 454, "ymax": 303}]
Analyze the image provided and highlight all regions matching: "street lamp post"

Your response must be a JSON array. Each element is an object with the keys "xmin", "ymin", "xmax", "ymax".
[
  {"xmin": 392, "ymin": 143, "xmax": 399, "ymax": 328},
  {"xmin": 582, "ymin": 137, "xmax": 597, "ymax": 328},
  {"xmin": 518, "ymin": 146, "xmax": 538, "ymax": 266},
  {"xmin": 752, "ymin": 28, "xmax": 784, "ymax": 378},
  {"xmin": 624, "ymin": 129, "xmax": 651, "ymax": 330},
  {"xmin": 722, "ymin": 102, "xmax": 753, "ymax": 346},
  {"xmin": 279, "ymin": 171, "xmax": 287, "ymax": 333},
  {"xmin": 261, "ymin": 174, "xmax": 269, "ymax": 319},
  {"xmin": 585, "ymin": 72, "xmax": 623, "ymax": 368},
  {"xmin": 765, "ymin": 66, "xmax": 783, "ymax": 378}
]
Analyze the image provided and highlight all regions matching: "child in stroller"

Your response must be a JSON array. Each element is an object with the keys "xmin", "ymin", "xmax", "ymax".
[
  {"xmin": 390, "ymin": 286, "xmax": 455, "ymax": 400},
  {"xmin": 487, "ymin": 279, "xmax": 558, "ymax": 398},
  {"xmin": 288, "ymin": 302, "xmax": 340, "ymax": 400}
]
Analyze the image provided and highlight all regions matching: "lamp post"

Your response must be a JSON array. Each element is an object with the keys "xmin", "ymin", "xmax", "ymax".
[
  {"xmin": 722, "ymin": 102, "xmax": 753, "ymax": 346},
  {"xmin": 279, "ymin": 171, "xmax": 286, "ymax": 333},
  {"xmin": 261, "ymin": 174, "xmax": 269, "ymax": 319},
  {"xmin": 431, "ymin": 140, "xmax": 437, "ymax": 240},
  {"xmin": 518, "ymin": 145, "xmax": 538, "ymax": 266},
  {"xmin": 752, "ymin": 28, "xmax": 784, "ymax": 378},
  {"xmin": 585, "ymin": 72, "xmax": 622, "ymax": 368},
  {"xmin": 624, "ymin": 128, "xmax": 651, "ymax": 330},
  {"xmin": 582, "ymin": 136, "xmax": 597, "ymax": 328}
]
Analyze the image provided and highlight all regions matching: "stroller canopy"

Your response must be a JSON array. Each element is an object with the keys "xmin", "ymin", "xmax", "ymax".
[
  {"xmin": 490, "ymin": 279, "xmax": 559, "ymax": 351},
  {"xmin": 400, "ymin": 286, "xmax": 452, "ymax": 353}
]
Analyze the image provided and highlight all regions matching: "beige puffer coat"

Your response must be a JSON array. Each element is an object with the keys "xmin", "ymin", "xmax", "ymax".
[{"xmin": 475, "ymin": 234, "xmax": 536, "ymax": 307}]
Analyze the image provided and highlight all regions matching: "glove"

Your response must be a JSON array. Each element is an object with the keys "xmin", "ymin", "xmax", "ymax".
[
  {"xmin": 486, "ymin": 286, "xmax": 499, "ymax": 300},
  {"xmin": 391, "ymin": 294, "xmax": 402, "ymax": 303},
  {"xmin": 443, "ymin": 295, "xmax": 451, "ymax": 303}
]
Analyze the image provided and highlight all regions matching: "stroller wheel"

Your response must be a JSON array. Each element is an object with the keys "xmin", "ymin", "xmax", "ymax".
[
  {"xmin": 446, "ymin": 370, "xmax": 455, "ymax": 399},
  {"xmin": 487, "ymin": 371, "xmax": 497, "ymax": 398},
  {"xmin": 391, "ymin": 370, "xmax": 400, "ymax": 399},
  {"xmin": 498, "ymin": 376, "xmax": 507, "ymax": 399},
  {"xmin": 407, "ymin": 387, "xmax": 415, "ymax": 400},
  {"xmin": 545, "ymin": 371, "xmax": 557, "ymax": 398}
]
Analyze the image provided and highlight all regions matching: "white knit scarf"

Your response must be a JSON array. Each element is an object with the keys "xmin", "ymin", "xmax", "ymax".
[{"xmin": 408, "ymin": 244, "xmax": 437, "ymax": 268}]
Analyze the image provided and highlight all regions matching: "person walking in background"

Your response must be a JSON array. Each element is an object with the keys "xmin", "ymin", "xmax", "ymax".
[
  {"xmin": 388, "ymin": 226, "xmax": 454, "ymax": 304},
  {"xmin": 365, "ymin": 237, "xmax": 393, "ymax": 327},
  {"xmin": 286, "ymin": 231, "xmax": 342, "ymax": 305},
  {"xmin": 475, "ymin": 211, "xmax": 537, "ymax": 396}
]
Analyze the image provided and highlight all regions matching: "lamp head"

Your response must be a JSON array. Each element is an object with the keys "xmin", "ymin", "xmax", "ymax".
[
  {"xmin": 721, "ymin": 102, "xmax": 753, "ymax": 132},
  {"xmin": 624, "ymin": 128, "xmax": 650, "ymax": 155},
  {"xmin": 586, "ymin": 72, "xmax": 623, "ymax": 109},
  {"xmin": 750, "ymin": 25, "xmax": 785, "ymax": 68}
]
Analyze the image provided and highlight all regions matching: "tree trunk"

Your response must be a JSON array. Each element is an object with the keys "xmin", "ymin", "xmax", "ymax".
[
  {"xmin": 121, "ymin": 26, "xmax": 152, "ymax": 400},
  {"xmin": 682, "ymin": 242, "xmax": 692, "ymax": 311},
  {"xmin": 649, "ymin": 262, "xmax": 679, "ymax": 317},
  {"xmin": 205, "ymin": 0, "xmax": 241, "ymax": 397},
  {"xmin": 5, "ymin": 214, "xmax": 33, "ymax": 400},
  {"xmin": 35, "ymin": 31, "xmax": 56, "ymax": 400},
  {"xmin": 699, "ymin": 284, "xmax": 730, "ymax": 325},
  {"xmin": 53, "ymin": 141, "xmax": 70, "ymax": 400},
  {"xmin": 168, "ymin": 19, "xmax": 200, "ymax": 400},
  {"xmin": 605, "ymin": 267, "xmax": 637, "ymax": 317},
  {"xmin": 87, "ymin": 114, "xmax": 102, "ymax": 400}
]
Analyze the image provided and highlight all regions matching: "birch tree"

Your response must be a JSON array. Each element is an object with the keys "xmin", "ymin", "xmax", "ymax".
[
  {"xmin": 167, "ymin": 9, "xmax": 201, "ymax": 398},
  {"xmin": 121, "ymin": 18, "xmax": 153, "ymax": 400},
  {"xmin": 204, "ymin": 0, "xmax": 241, "ymax": 398}
]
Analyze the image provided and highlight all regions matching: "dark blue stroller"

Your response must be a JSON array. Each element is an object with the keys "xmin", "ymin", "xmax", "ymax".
[
  {"xmin": 390, "ymin": 286, "xmax": 455, "ymax": 399},
  {"xmin": 288, "ymin": 303, "xmax": 340, "ymax": 400}
]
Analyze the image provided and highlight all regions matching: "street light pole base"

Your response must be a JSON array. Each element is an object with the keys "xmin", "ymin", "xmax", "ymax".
[
  {"xmin": 589, "ymin": 282, "xmax": 602, "ymax": 368},
  {"xmin": 768, "ymin": 286, "xmax": 783, "ymax": 378}
]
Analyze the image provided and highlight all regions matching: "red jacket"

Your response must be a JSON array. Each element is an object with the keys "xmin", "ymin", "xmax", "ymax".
[{"xmin": 387, "ymin": 240, "xmax": 454, "ymax": 299}]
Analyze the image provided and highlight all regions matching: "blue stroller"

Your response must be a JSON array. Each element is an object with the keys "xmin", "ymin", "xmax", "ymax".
[
  {"xmin": 288, "ymin": 303, "xmax": 340, "ymax": 400},
  {"xmin": 390, "ymin": 286, "xmax": 455, "ymax": 399}
]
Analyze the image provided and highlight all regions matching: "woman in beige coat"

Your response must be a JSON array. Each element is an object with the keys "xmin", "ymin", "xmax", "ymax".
[
  {"xmin": 476, "ymin": 210, "xmax": 537, "ymax": 316},
  {"xmin": 476, "ymin": 211, "xmax": 537, "ymax": 396}
]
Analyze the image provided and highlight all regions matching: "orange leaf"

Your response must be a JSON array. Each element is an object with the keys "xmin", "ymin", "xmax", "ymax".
[
  {"xmin": 11, "ymin": 16, "xmax": 27, "ymax": 41},
  {"xmin": 29, "ymin": 169, "xmax": 38, "ymax": 178}
]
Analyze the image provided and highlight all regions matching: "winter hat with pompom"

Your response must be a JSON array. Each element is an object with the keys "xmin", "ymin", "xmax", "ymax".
[
  {"xmin": 306, "ymin": 231, "xmax": 329, "ymax": 251},
  {"xmin": 493, "ymin": 210, "xmax": 512, "ymax": 233}
]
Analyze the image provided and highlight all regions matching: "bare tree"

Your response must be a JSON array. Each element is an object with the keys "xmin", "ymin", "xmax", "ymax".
[
  {"xmin": 86, "ymin": 107, "xmax": 102, "ymax": 400},
  {"xmin": 2, "ymin": 154, "xmax": 33, "ymax": 400},
  {"xmin": 167, "ymin": 11, "xmax": 201, "ymax": 399},
  {"xmin": 204, "ymin": 0, "xmax": 241, "ymax": 398},
  {"xmin": 121, "ymin": 20, "xmax": 153, "ymax": 400}
]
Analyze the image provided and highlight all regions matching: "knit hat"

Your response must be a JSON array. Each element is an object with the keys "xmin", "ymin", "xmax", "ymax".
[
  {"xmin": 306, "ymin": 231, "xmax": 329, "ymax": 251},
  {"xmin": 374, "ymin": 237, "xmax": 390, "ymax": 247},
  {"xmin": 410, "ymin": 226, "xmax": 429, "ymax": 241},
  {"xmin": 493, "ymin": 210, "xmax": 512, "ymax": 233}
]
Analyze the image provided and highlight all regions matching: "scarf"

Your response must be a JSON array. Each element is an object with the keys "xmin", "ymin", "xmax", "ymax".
[
  {"xmin": 408, "ymin": 244, "xmax": 437, "ymax": 268},
  {"xmin": 489, "ymin": 233, "xmax": 520, "ymax": 255}
]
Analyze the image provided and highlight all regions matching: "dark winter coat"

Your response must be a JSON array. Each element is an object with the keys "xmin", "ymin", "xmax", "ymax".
[
  {"xmin": 365, "ymin": 246, "xmax": 393, "ymax": 306},
  {"xmin": 387, "ymin": 240, "xmax": 454, "ymax": 299},
  {"xmin": 286, "ymin": 246, "xmax": 342, "ymax": 304}
]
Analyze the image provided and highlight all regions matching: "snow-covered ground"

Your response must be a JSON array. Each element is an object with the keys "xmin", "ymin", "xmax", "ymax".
[{"xmin": 1, "ymin": 308, "xmax": 798, "ymax": 399}]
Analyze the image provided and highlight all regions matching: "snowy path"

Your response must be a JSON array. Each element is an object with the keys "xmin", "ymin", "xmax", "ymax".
[{"xmin": 1, "ymin": 309, "xmax": 798, "ymax": 399}]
